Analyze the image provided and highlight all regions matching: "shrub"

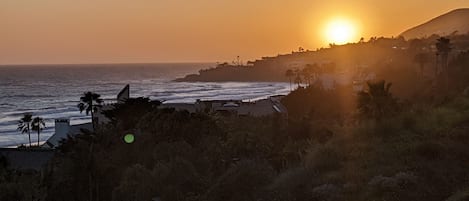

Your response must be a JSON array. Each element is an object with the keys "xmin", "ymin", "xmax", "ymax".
[
  {"xmin": 151, "ymin": 158, "xmax": 203, "ymax": 201},
  {"xmin": 267, "ymin": 167, "xmax": 317, "ymax": 201},
  {"xmin": 304, "ymin": 145, "xmax": 344, "ymax": 172},
  {"xmin": 0, "ymin": 183, "xmax": 24, "ymax": 201},
  {"xmin": 203, "ymin": 160, "xmax": 274, "ymax": 201},
  {"xmin": 357, "ymin": 80, "xmax": 400, "ymax": 120},
  {"xmin": 367, "ymin": 171, "xmax": 418, "ymax": 200},
  {"xmin": 112, "ymin": 164, "xmax": 157, "ymax": 201},
  {"xmin": 311, "ymin": 184, "xmax": 342, "ymax": 201},
  {"xmin": 446, "ymin": 188, "xmax": 469, "ymax": 201},
  {"xmin": 414, "ymin": 141, "xmax": 443, "ymax": 160}
]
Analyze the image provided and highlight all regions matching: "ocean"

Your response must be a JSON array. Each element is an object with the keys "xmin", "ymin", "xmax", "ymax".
[{"xmin": 0, "ymin": 63, "xmax": 290, "ymax": 147}]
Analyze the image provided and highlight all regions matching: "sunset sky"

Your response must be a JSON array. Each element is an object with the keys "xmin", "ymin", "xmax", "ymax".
[{"xmin": 1, "ymin": 0, "xmax": 468, "ymax": 65}]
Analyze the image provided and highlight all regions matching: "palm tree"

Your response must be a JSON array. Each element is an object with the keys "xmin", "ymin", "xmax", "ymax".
[
  {"xmin": 301, "ymin": 67, "xmax": 312, "ymax": 86},
  {"xmin": 31, "ymin": 117, "xmax": 45, "ymax": 146},
  {"xmin": 435, "ymin": 37, "xmax": 452, "ymax": 87},
  {"xmin": 357, "ymin": 80, "xmax": 398, "ymax": 120},
  {"xmin": 17, "ymin": 113, "xmax": 33, "ymax": 147},
  {"xmin": 409, "ymin": 38, "xmax": 424, "ymax": 52},
  {"xmin": 436, "ymin": 37, "xmax": 452, "ymax": 70},
  {"xmin": 294, "ymin": 69, "xmax": 302, "ymax": 89},
  {"xmin": 303, "ymin": 64, "xmax": 320, "ymax": 86},
  {"xmin": 285, "ymin": 69, "xmax": 294, "ymax": 91},
  {"xmin": 78, "ymin": 92, "xmax": 103, "ymax": 130},
  {"xmin": 414, "ymin": 53, "xmax": 430, "ymax": 77},
  {"xmin": 76, "ymin": 92, "xmax": 103, "ymax": 201}
]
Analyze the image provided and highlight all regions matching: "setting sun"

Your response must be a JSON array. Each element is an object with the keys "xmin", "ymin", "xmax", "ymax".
[{"xmin": 324, "ymin": 18, "xmax": 359, "ymax": 45}]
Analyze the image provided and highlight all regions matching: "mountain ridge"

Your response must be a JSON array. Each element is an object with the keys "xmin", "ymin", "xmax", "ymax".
[{"xmin": 400, "ymin": 8, "xmax": 469, "ymax": 39}]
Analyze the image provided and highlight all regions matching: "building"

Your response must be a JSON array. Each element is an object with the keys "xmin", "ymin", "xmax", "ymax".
[
  {"xmin": 41, "ymin": 119, "xmax": 93, "ymax": 149},
  {"xmin": 94, "ymin": 84, "xmax": 129, "ymax": 125},
  {"xmin": 41, "ymin": 84, "xmax": 130, "ymax": 149},
  {"xmin": 44, "ymin": 85, "xmax": 288, "ymax": 149},
  {"xmin": 162, "ymin": 95, "xmax": 288, "ymax": 117}
]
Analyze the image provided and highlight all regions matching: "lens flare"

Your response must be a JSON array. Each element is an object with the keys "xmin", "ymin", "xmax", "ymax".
[{"xmin": 124, "ymin": 134, "xmax": 135, "ymax": 144}]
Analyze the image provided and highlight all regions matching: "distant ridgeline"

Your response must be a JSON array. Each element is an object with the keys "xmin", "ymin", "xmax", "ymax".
[
  {"xmin": 400, "ymin": 8, "xmax": 469, "ymax": 40},
  {"xmin": 175, "ymin": 9, "xmax": 469, "ymax": 83},
  {"xmin": 174, "ymin": 62, "xmax": 288, "ymax": 82},
  {"xmin": 175, "ymin": 35, "xmax": 469, "ymax": 83}
]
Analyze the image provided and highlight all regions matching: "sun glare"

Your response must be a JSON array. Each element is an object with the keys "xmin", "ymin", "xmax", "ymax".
[{"xmin": 324, "ymin": 18, "xmax": 358, "ymax": 45}]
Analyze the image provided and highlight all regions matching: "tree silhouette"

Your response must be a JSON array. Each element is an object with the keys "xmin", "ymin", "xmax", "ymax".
[
  {"xmin": 435, "ymin": 37, "xmax": 451, "ymax": 75},
  {"xmin": 78, "ymin": 92, "xmax": 103, "ymax": 130},
  {"xmin": 359, "ymin": 37, "xmax": 365, "ymax": 43},
  {"xmin": 294, "ymin": 69, "xmax": 302, "ymax": 89},
  {"xmin": 408, "ymin": 38, "xmax": 424, "ymax": 52},
  {"xmin": 436, "ymin": 37, "xmax": 452, "ymax": 69},
  {"xmin": 31, "ymin": 117, "xmax": 45, "ymax": 146},
  {"xmin": 102, "ymin": 97, "xmax": 161, "ymax": 130},
  {"xmin": 357, "ymin": 80, "xmax": 398, "ymax": 120},
  {"xmin": 285, "ymin": 69, "xmax": 294, "ymax": 91},
  {"xmin": 303, "ymin": 64, "xmax": 320, "ymax": 86},
  {"xmin": 414, "ymin": 53, "xmax": 430, "ymax": 77},
  {"xmin": 17, "ymin": 113, "xmax": 33, "ymax": 147},
  {"xmin": 302, "ymin": 66, "xmax": 312, "ymax": 86},
  {"xmin": 76, "ymin": 92, "xmax": 103, "ymax": 201},
  {"xmin": 435, "ymin": 37, "xmax": 452, "ymax": 87}
]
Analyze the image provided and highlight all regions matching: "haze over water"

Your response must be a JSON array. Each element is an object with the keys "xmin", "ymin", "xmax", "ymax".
[{"xmin": 0, "ymin": 63, "xmax": 290, "ymax": 147}]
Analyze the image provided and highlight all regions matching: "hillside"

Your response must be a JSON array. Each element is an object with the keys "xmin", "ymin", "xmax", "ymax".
[
  {"xmin": 176, "ymin": 8, "xmax": 469, "ymax": 83},
  {"xmin": 3, "ymin": 50, "xmax": 469, "ymax": 200},
  {"xmin": 401, "ymin": 8, "xmax": 469, "ymax": 39},
  {"xmin": 175, "ymin": 37, "xmax": 411, "ymax": 83}
]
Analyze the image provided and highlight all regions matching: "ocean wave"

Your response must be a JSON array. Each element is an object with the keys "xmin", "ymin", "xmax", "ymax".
[
  {"xmin": 0, "ymin": 94, "xmax": 56, "ymax": 99},
  {"xmin": 1, "ymin": 64, "xmax": 288, "ymax": 147}
]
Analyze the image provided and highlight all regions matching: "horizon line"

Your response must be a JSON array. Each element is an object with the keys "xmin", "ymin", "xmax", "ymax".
[{"xmin": 0, "ymin": 61, "xmax": 218, "ymax": 67}]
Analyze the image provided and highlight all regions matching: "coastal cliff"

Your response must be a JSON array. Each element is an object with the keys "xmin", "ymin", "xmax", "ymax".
[
  {"xmin": 175, "ymin": 9, "xmax": 469, "ymax": 83},
  {"xmin": 174, "ymin": 63, "xmax": 286, "ymax": 82},
  {"xmin": 174, "ymin": 37, "xmax": 414, "ymax": 83}
]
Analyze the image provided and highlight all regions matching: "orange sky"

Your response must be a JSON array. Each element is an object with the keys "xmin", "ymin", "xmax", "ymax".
[{"xmin": 1, "ymin": 0, "xmax": 468, "ymax": 65}]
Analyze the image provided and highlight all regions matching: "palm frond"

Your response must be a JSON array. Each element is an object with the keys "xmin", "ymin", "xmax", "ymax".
[
  {"xmin": 32, "ymin": 117, "xmax": 46, "ymax": 131},
  {"xmin": 77, "ymin": 103, "xmax": 85, "ymax": 113},
  {"xmin": 78, "ymin": 91, "xmax": 103, "ymax": 117}
]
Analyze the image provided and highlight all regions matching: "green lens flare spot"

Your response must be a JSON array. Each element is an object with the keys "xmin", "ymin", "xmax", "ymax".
[{"xmin": 124, "ymin": 134, "xmax": 135, "ymax": 144}]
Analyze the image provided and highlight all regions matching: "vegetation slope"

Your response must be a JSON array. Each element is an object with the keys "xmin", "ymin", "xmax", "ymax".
[{"xmin": 1, "ymin": 38, "xmax": 469, "ymax": 201}]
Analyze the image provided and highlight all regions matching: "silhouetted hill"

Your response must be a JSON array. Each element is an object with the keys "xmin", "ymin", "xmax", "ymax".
[
  {"xmin": 174, "ymin": 37, "xmax": 415, "ymax": 83},
  {"xmin": 176, "ymin": 8, "xmax": 469, "ymax": 83},
  {"xmin": 401, "ymin": 8, "xmax": 469, "ymax": 39}
]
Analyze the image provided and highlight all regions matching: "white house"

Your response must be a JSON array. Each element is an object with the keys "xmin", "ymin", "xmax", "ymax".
[
  {"xmin": 42, "ymin": 119, "xmax": 93, "ymax": 149},
  {"xmin": 43, "ymin": 85, "xmax": 130, "ymax": 149}
]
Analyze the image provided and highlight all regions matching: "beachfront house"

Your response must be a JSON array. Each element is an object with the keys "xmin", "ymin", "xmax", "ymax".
[
  {"xmin": 162, "ymin": 95, "xmax": 288, "ymax": 117},
  {"xmin": 44, "ymin": 85, "xmax": 288, "ymax": 149},
  {"xmin": 0, "ymin": 85, "xmax": 130, "ymax": 172},
  {"xmin": 42, "ymin": 85, "xmax": 130, "ymax": 149},
  {"xmin": 41, "ymin": 119, "xmax": 93, "ymax": 149}
]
